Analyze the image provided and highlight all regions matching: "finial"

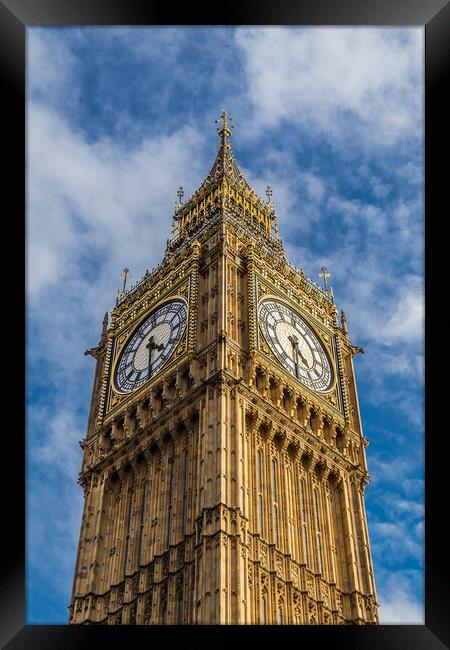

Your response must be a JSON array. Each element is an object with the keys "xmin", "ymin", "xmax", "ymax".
[
  {"xmin": 177, "ymin": 186, "xmax": 184, "ymax": 205},
  {"xmin": 266, "ymin": 185, "xmax": 273, "ymax": 205},
  {"xmin": 215, "ymin": 110, "xmax": 233, "ymax": 140},
  {"xmin": 341, "ymin": 309, "xmax": 348, "ymax": 335},
  {"xmin": 120, "ymin": 267, "xmax": 132, "ymax": 295},
  {"xmin": 319, "ymin": 266, "xmax": 331, "ymax": 293},
  {"xmin": 101, "ymin": 312, "xmax": 109, "ymax": 337}
]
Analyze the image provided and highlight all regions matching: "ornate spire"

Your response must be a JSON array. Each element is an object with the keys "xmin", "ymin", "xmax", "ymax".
[
  {"xmin": 169, "ymin": 112, "xmax": 281, "ymax": 246},
  {"xmin": 198, "ymin": 110, "xmax": 255, "ymax": 195}
]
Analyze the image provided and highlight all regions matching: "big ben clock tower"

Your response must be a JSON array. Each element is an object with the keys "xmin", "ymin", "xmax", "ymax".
[{"xmin": 69, "ymin": 112, "xmax": 379, "ymax": 625}]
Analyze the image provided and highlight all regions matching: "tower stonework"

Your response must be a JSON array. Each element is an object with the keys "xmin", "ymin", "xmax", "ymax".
[{"xmin": 69, "ymin": 114, "xmax": 379, "ymax": 625}]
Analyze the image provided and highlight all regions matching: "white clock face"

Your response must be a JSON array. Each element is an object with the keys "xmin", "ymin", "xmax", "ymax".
[
  {"xmin": 258, "ymin": 299, "xmax": 333, "ymax": 392},
  {"xmin": 115, "ymin": 300, "xmax": 187, "ymax": 393}
]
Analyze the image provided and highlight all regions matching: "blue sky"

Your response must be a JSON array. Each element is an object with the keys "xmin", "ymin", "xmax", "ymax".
[{"xmin": 26, "ymin": 26, "xmax": 424, "ymax": 624}]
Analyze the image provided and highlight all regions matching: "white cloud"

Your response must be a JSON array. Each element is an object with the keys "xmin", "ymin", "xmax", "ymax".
[
  {"xmin": 27, "ymin": 29, "xmax": 80, "ymax": 106},
  {"xmin": 27, "ymin": 101, "xmax": 207, "ymax": 297},
  {"xmin": 235, "ymin": 27, "xmax": 423, "ymax": 149},
  {"xmin": 369, "ymin": 457, "xmax": 412, "ymax": 484},
  {"xmin": 339, "ymin": 269, "xmax": 424, "ymax": 349},
  {"xmin": 371, "ymin": 521, "xmax": 423, "ymax": 564},
  {"xmin": 377, "ymin": 570, "xmax": 424, "ymax": 624},
  {"xmin": 100, "ymin": 26, "xmax": 187, "ymax": 63},
  {"xmin": 393, "ymin": 499, "xmax": 424, "ymax": 519},
  {"xmin": 395, "ymin": 161, "xmax": 423, "ymax": 187},
  {"xmin": 383, "ymin": 285, "xmax": 424, "ymax": 342},
  {"xmin": 27, "ymin": 241, "xmax": 60, "ymax": 295},
  {"xmin": 380, "ymin": 592, "xmax": 424, "ymax": 624},
  {"xmin": 401, "ymin": 478, "xmax": 424, "ymax": 498},
  {"xmin": 32, "ymin": 407, "xmax": 83, "ymax": 479}
]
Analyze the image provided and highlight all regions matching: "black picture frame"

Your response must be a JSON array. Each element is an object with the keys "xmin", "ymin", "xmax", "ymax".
[{"xmin": 3, "ymin": 0, "xmax": 448, "ymax": 648}]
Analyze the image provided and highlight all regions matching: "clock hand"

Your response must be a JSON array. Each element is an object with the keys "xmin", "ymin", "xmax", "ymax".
[
  {"xmin": 288, "ymin": 334, "xmax": 310, "ymax": 370},
  {"xmin": 288, "ymin": 334, "xmax": 300, "ymax": 377},
  {"xmin": 146, "ymin": 335, "xmax": 165, "ymax": 379},
  {"xmin": 297, "ymin": 349, "xmax": 310, "ymax": 368}
]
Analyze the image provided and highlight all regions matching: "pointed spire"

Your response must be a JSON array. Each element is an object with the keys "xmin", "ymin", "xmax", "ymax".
[
  {"xmin": 171, "ymin": 112, "xmax": 282, "ymax": 245},
  {"xmin": 198, "ymin": 110, "xmax": 254, "ymax": 194}
]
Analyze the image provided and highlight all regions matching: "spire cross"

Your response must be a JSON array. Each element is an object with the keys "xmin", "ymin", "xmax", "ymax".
[
  {"xmin": 319, "ymin": 266, "xmax": 331, "ymax": 293},
  {"xmin": 177, "ymin": 186, "xmax": 184, "ymax": 203},
  {"xmin": 266, "ymin": 185, "xmax": 273, "ymax": 204},
  {"xmin": 120, "ymin": 267, "xmax": 132, "ymax": 294}
]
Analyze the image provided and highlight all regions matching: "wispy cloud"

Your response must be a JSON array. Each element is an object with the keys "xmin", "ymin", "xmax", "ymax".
[
  {"xmin": 234, "ymin": 27, "xmax": 423, "ymax": 149},
  {"xmin": 28, "ymin": 103, "xmax": 206, "ymax": 294},
  {"xmin": 376, "ymin": 569, "xmax": 424, "ymax": 624},
  {"xmin": 28, "ymin": 29, "xmax": 81, "ymax": 108}
]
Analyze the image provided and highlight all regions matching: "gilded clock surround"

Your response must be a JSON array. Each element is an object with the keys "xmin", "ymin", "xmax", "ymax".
[
  {"xmin": 111, "ymin": 295, "xmax": 189, "ymax": 395},
  {"xmin": 257, "ymin": 294, "xmax": 336, "ymax": 394},
  {"xmin": 104, "ymin": 278, "xmax": 192, "ymax": 416},
  {"xmin": 70, "ymin": 113, "xmax": 379, "ymax": 626}
]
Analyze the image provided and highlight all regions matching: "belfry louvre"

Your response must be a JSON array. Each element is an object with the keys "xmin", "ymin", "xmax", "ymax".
[{"xmin": 70, "ymin": 113, "xmax": 379, "ymax": 625}]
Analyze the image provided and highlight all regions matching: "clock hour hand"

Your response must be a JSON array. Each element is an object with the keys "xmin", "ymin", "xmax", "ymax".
[
  {"xmin": 288, "ymin": 334, "xmax": 310, "ymax": 371},
  {"xmin": 146, "ymin": 335, "xmax": 165, "ymax": 379}
]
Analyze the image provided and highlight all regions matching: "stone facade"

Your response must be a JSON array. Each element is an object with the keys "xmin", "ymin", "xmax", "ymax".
[{"xmin": 69, "ymin": 113, "xmax": 379, "ymax": 625}]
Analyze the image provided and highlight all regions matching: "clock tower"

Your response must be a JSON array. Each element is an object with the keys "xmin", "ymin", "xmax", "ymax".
[{"xmin": 69, "ymin": 112, "xmax": 379, "ymax": 625}]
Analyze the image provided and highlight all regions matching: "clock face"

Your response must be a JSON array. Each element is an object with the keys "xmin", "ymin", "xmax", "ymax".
[
  {"xmin": 115, "ymin": 300, "xmax": 187, "ymax": 393},
  {"xmin": 258, "ymin": 299, "xmax": 333, "ymax": 392}
]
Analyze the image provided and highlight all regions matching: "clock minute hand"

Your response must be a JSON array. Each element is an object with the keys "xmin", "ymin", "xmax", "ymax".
[
  {"xmin": 288, "ymin": 335, "xmax": 300, "ymax": 378},
  {"xmin": 297, "ymin": 348, "xmax": 310, "ymax": 368}
]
